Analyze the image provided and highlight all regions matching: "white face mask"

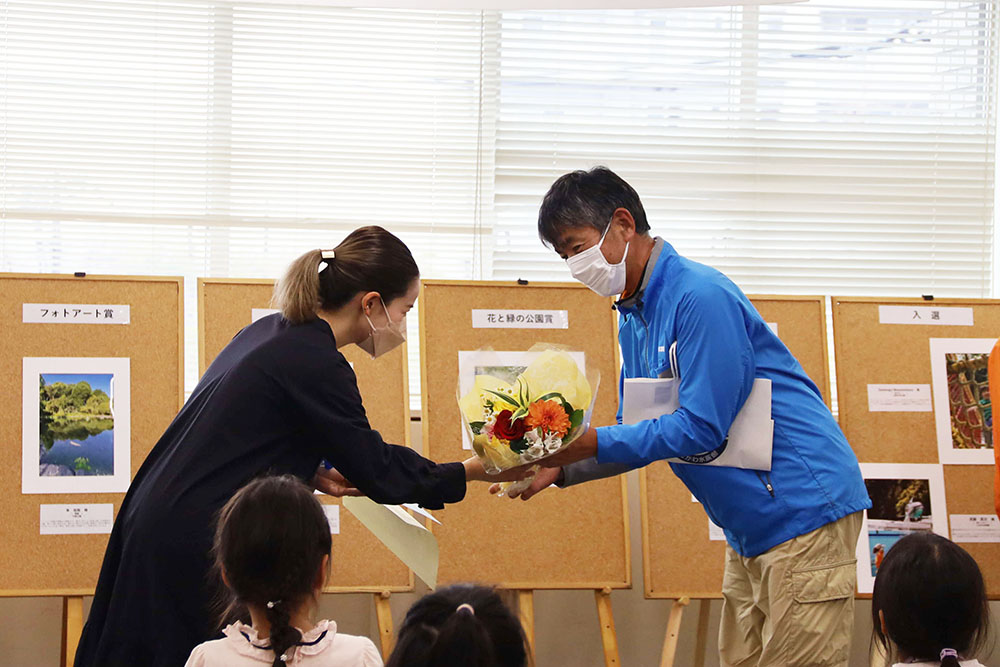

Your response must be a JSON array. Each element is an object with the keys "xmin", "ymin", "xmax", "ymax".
[
  {"xmin": 565, "ymin": 220, "xmax": 629, "ymax": 297},
  {"xmin": 357, "ymin": 297, "xmax": 406, "ymax": 359}
]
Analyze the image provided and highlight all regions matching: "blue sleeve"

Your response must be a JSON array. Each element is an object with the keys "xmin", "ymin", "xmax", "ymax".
[
  {"xmin": 595, "ymin": 282, "xmax": 755, "ymax": 466},
  {"xmin": 615, "ymin": 362, "xmax": 624, "ymax": 425}
]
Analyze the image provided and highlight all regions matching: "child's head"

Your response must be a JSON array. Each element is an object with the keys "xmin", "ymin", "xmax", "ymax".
[
  {"xmin": 386, "ymin": 584, "xmax": 529, "ymax": 667},
  {"xmin": 872, "ymin": 532, "xmax": 991, "ymax": 666},
  {"xmin": 214, "ymin": 474, "xmax": 332, "ymax": 667}
]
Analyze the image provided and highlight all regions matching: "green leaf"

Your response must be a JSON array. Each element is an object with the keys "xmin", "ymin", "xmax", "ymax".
[
  {"xmin": 509, "ymin": 438, "xmax": 530, "ymax": 453},
  {"xmin": 511, "ymin": 407, "xmax": 529, "ymax": 421},
  {"xmin": 483, "ymin": 388, "xmax": 520, "ymax": 408},
  {"xmin": 569, "ymin": 409, "xmax": 584, "ymax": 430},
  {"xmin": 469, "ymin": 421, "xmax": 485, "ymax": 434},
  {"xmin": 533, "ymin": 391, "xmax": 566, "ymax": 404}
]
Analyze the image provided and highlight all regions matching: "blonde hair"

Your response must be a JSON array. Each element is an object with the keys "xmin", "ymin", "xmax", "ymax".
[{"xmin": 272, "ymin": 226, "xmax": 419, "ymax": 325}]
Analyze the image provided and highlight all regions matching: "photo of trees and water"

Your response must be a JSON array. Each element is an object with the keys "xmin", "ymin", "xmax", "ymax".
[{"xmin": 38, "ymin": 373, "xmax": 115, "ymax": 477}]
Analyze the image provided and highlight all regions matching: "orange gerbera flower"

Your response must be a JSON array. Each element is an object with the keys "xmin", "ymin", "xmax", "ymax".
[{"xmin": 525, "ymin": 399, "xmax": 571, "ymax": 437}]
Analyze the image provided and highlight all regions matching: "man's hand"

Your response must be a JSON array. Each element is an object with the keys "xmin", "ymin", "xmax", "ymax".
[
  {"xmin": 490, "ymin": 466, "xmax": 562, "ymax": 501},
  {"xmin": 536, "ymin": 428, "xmax": 598, "ymax": 468},
  {"xmin": 463, "ymin": 457, "xmax": 534, "ymax": 483},
  {"xmin": 311, "ymin": 465, "xmax": 364, "ymax": 497}
]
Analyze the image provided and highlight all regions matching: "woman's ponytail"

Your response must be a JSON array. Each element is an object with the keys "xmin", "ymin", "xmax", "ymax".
[
  {"xmin": 428, "ymin": 605, "xmax": 496, "ymax": 666},
  {"xmin": 265, "ymin": 600, "xmax": 303, "ymax": 667},
  {"xmin": 272, "ymin": 249, "xmax": 323, "ymax": 324},
  {"xmin": 272, "ymin": 227, "xmax": 419, "ymax": 325}
]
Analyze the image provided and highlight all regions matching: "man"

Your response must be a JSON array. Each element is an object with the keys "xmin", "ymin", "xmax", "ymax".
[{"xmin": 507, "ymin": 167, "xmax": 870, "ymax": 667}]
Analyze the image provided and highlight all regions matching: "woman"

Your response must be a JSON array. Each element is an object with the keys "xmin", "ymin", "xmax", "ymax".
[{"xmin": 76, "ymin": 226, "xmax": 520, "ymax": 667}]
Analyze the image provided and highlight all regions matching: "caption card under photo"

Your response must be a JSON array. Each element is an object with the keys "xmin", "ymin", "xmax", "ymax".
[
  {"xmin": 867, "ymin": 384, "xmax": 932, "ymax": 412},
  {"xmin": 855, "ymin": 463, "xmax": 948, "ymax": 595},
  {"xmin": 950, "ymin": 514, "xmax": 1000, "ymax": 543},
  {"xmin": 40, "ymin": 504, "xmax": 114, "ymax": 535}
]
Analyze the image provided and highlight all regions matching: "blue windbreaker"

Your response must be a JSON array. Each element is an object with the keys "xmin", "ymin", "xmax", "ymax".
[{"xmin": 596, "ymin": 239, "xmax": 870, "ymax": 557}]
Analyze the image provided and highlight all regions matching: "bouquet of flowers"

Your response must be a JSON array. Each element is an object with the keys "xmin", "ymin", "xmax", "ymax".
[{"xmin": 458, "ymin": 345, "xmax": 599, "ymax": 489}]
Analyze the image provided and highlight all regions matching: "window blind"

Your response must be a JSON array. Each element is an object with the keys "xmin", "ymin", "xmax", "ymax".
[
  {"xmin": 492, "ymin": 2, "xmax": 997, "ymax": 297},
  {"xmin": 2, "ymin": 1, "xmax": 996, "ymax": 411}
]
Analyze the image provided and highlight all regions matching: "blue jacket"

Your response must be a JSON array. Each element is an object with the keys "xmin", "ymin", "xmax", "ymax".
[{"xmin": 596, "ymin": 239, "xmax": 870, "ymax": 557}]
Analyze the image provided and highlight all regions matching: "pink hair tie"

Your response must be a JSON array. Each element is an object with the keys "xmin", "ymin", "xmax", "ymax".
[{"xmin": 940, "ymin": 648, "xmax": 959, "ymax": 660}]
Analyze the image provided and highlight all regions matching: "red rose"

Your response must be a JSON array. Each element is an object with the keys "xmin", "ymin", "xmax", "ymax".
[{"xmin": 493, "ymin": 409, "xmax": 528, "ymax": 441}]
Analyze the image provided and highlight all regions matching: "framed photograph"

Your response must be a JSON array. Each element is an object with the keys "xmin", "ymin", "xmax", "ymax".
[
  {"xmin": 855, "ymin": 463, "xmax": 948, "ymax": 594},
  {"xmin": 22, "ymin": 357, "xmax": 131, "ymax": 494},
  {"xmin": 457, "ymin": 350, "xmax": 586, "ymax": 450},
  {"xmin": 929, "ymin": 338, "xmax": 995, "ymax": 464}
]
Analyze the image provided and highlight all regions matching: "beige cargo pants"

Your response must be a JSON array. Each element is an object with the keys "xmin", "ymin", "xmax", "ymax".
[{"xmin": 719, "ymin": 511, "xmax": 862, "ymax": 667}]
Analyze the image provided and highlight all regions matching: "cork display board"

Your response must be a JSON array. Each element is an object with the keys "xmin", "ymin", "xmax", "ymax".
[
  {"xmin": 0, "ymin": 274, "xmax": 184, "ymax": 596},
  {"xmin": 832, "ymin": 297, "xmax": 1000, "ymax": 598},
  {"xmin": 642, "ymin": 295, "xmax": 830, "ymax": 599},
  {"xmin": 198, "ymin": 278, "xmax": 413, "ymax": 592},
  {"xmin": 419, "ymin": 280, "xmax": 630, "ymax": 589}
]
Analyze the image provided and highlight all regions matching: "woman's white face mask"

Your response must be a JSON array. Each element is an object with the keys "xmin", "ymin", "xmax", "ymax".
[
  {"xmin": 565, "ymin": 220, "xmax": 629, "ymax": 297},
  {"xmin": 357, "ymin": 297, "xmax": 406, "ymax": 359}
]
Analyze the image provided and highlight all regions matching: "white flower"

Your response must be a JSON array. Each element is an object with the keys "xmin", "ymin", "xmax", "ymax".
[
  {"xmin": 525, "ymin": 443, "xmax": 545, "ymax": 460},
  {"xmin": 524, "ymin": 428, "xmax": 542, "ymax": 446},
  {"xmin": 543, "ymin": 433, "xmax": 563, "ymax": 453}
]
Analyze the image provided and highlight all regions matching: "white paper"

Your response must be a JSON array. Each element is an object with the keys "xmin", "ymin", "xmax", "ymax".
[
  {"xmin": 457, "ymin": 350, "xmax": 586, "ymax": 450},
  {"xmin": 929, "ymin": 338, "xmax": 995, "ymax": 465},
  {"xmin": 251, "ymin": 308, "xmax": 280, "ymax": 323},
  {"xmin": 708, "ymin": 518, "xmax": 726, "ymax": 541},
  {"xmin": 402, "ymin": 503, "xmax": 441, "ymax": 525},
  {"xmin": 622, "ymin": 376, "xmax": 773, "ymax": 471},
  {"xmin": 866, "ymin": 384, "xmax": 932, "ymax": 412},
  {"xmin": 766, "ymin": 322, "xmax": 778, "ymax": 335},
  {"xmin": 471, "ymin": 309, "xmax": 569, "ymax": 329},
  {"xmin": 949, "ymin": 514, "xmax": 1000, "ymax": 543},
  {"xmin": 40, "ymin": 503, "xmax": 114, "ymax": 535},
  {"xmin": 23, "ymin": 357, "xmax": 132, "ymax": 494},
  {"xmin": 23, "ymin": 303, "xmax": 130, "ymax": 325},
  {"xmin": 323, "ymin": 504, "xmax": 340, "ymax": 534},
  {"xmin": 878, "ymin": 305, "xmax": 973, "ymax": 326},
  {"xmin": 855, "ymin": 463, "xmax": 949, "ymax": 594},
  {"xmin": 342, "ymin": 495, "xmax": 439, "ymax": 589}
]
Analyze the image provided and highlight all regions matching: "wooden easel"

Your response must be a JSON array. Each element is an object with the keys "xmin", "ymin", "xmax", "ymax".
[
  {"xmin": 658, "ymin": 597, "xmax": 713, "ymax": 667},
  {"xmin": 373, "ymin": 591, "xmax": 395, "ymax": 659},
  {"xmin": 61, "ymin": 595, "xmax": 84, "ymax": 667},
  {"xmin": 510, "ymin": 588, "xmax": 621, "ymax": 667}
]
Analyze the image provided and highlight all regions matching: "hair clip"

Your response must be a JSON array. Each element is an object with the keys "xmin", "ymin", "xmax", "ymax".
[
  {"xmin": 266, "ymin": 600, "xmax": 281, "ymax": 609},
  {"xmin": 279, "ymin": 653, "xmax": 288, "ymax": 662},
  {"xmin": 456, "ymin": 603, "xmax": 475, "ymax": 616},
  {"xmin": 940, "ymin": 649, "xmax": 959, "ymax": 660},
  {"xmin": 321, "ymin": 249, "xmax": 336, "ymax": 259}
]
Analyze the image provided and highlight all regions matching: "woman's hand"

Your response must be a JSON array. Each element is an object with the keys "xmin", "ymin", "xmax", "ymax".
[
  {"xmin": 462, "ymin": 457, "xmax": 534, "ymax": 483},
  {"xmin": 312, "ymin": 465, "xmax": 364, "ymax": 497}
]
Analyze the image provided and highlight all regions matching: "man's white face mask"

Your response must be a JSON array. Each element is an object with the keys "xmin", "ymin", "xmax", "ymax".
[{"xmin": 565, "ymin": 219, "xmax": 629, "ymax": 297}]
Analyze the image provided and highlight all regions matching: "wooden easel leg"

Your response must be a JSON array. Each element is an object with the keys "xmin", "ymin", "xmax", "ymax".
[
  {"xmin": 61, "ymin": 596, "xmax": 84, "ymax": 667},
  {"xmin": 516, "ymin": 589, "xmax": 536, "ymax": 662},
  {"xmin": 595, "ymin": 587, "xmax": 620, "ymax": 667},
  {"xmin": 658, "ymin": 596, "xmax": 690, "ymax": 667},
  {"xmin": 374, "ymin": 591, "xmax": 394, "ymax": 660},
  {"xmin": 693, "ymin": 598, "xmax": 711, "ymax": 667}
]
